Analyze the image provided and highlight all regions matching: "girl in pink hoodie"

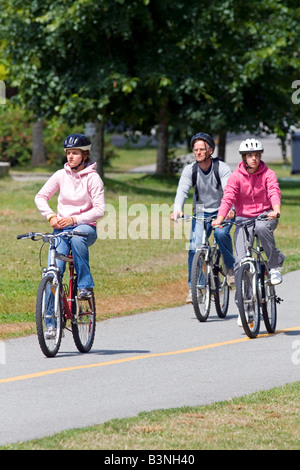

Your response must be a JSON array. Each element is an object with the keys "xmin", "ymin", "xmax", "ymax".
[
  {"xmin": 213, "ymin": 139, "xmax": 285, "ymax": 285},
  {"xmin": 35, "ymin": 134, "xmax": 105, "ymax": 325}
]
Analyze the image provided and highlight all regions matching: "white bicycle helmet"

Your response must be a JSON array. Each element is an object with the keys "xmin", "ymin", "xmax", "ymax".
[{"xmin": 239, "ymin": 138, "xmax": 264, "ymax": 154}]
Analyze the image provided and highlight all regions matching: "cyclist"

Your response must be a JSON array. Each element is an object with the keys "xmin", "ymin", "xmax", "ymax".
[
  {"xmin": 170, "ymin": 132, "xmax": 235, "ymax": 303},
  {"xmin": 212, "ymin": 138, "xmax": 285, "ymax": 286},
  {"xmin": 35, "ymin": 133, "xmax": 105, "ymax": 337}
]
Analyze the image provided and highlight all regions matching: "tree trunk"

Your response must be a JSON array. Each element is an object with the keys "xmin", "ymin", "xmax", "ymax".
[
  {"xmin": 31, "ymin": 118, "xmax": 46, "ymax": 166},
  {"xmin": 156, "ymin": 103, "xmax": 169, "ymax": 175},
  {"xmin": 217, "ymin": 131, "xmax": 227, "ymax": 161},
  {"xmin": 92, "ymin": 120, "xmax": 104, "ymax": 177}
]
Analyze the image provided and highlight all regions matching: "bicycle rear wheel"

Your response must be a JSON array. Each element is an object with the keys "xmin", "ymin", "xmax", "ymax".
[
  {"xmin": 236, "ymin": 263, "xmax": 260, "ymax": 338},
  {"xmin": 261, "ymin": 266, "xmax": 277, "ymax": 333},
  {"xmin": 72, "ymin": 278, "xmax": 96, "ymax": 353},
  {"xmin": 213, "ymin": 251, "xmax": 230, "ymax": 318},
  {"xmin": 36, "ymin": 275, "xmax": 63, "ymax": 357},
  {"xmin": 191, "ymin": 250, "xmax": 211, "ymax": 322}
]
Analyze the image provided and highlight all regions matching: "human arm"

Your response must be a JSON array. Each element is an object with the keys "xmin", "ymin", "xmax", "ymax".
[
  {"xmin": 170, "ymin": 165, "xmax": 193, "ymax": 220},
  {"xmin": 173, "ymin": 165, "xmax": 193, "ymax": 212},
  {"xmin": 266, "ymin": 170, "xmax": 281, "ymax": 219},
  {"xmin": 35, "ymin": 172, "xmax": 61, "ymax": 221}
]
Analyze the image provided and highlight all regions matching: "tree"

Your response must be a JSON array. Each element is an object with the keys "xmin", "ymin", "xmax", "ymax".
[{"xmin": 1, "ymin": 0, "xmax": 300, "ymax": 174}]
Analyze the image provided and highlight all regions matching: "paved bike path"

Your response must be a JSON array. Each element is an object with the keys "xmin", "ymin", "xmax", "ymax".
[{"xmin": 0, "ymin": 271, "xmax": 299, "ymax": 446}]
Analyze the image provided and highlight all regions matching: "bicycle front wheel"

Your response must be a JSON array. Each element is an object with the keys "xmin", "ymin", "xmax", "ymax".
[
  {"xmin": 36, "ymin": 275, "xmax": 63, "ymax": 357},
  {"xmin": 236, "ymin": 263, "xmax": 260, "ymax": 338},
  {"xmin": 72, "ymin": 279, "xmax": 96, "ymax": 353},
  {"xmin": 191, "ymin": 250, "xmax": 211, "ymax": 322},
  {"xmin": 213, "ymin": 251, "xmax": 230, "ymax": 318},
  {"xmin": 261, "ymin": 266, "xmax": 277, "ymax": 333}
]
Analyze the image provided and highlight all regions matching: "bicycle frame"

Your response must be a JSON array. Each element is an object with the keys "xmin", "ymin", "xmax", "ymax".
[
  {"xmin": 43, "ymin": 238, "xmax": 75, "ymax": 321},
  {"xmin": 238, "ymin": 220, "xmax": 269, "ymax": 305},
  {"xmin": 193, "ymin": 215, "xmax": 219, "ymax": 292}
]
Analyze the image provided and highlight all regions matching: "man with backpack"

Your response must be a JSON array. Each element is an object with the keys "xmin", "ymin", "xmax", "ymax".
[{"xmin": 170, "ymin": 132, "xmax": 235, "ymax": 303}]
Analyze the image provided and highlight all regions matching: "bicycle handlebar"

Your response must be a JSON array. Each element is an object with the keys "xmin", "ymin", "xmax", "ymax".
[
  {"xmin": 177, "ymin": 214, "xmax": 217, "ymax": 222},
  {"xmin": 17, "ymin": 230, "xmax": 89, "ymax": 240},
  {"xmin": 233, "ymin": 213, "xmax": 280, "ymax": 226}
]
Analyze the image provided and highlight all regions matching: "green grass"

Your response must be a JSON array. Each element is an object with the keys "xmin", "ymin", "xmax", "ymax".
[
  {"xmin": 1, "ymin": 161, "xmax": 300, "ymax": 338},
  {"xmin": 2, "ymin": 382, "xmax": 300, "ymax": 450}
]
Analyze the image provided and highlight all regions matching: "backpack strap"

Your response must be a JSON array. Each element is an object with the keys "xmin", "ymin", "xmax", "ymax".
[
  {"xmin": 192, "ymin": 159, "xmax": 221, "ymax": 202},
  {"xmin": 192, "ymin": 162, "xmax": 199, "ymax": 202},
  {"xmin": 213, "ymin": 159, "xmax": 221, "ymax": 190}
]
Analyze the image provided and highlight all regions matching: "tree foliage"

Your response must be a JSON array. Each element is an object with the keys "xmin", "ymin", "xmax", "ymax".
[{"xmin": 1, "ymin": 0, "xmax": 300, "ymax": 172}]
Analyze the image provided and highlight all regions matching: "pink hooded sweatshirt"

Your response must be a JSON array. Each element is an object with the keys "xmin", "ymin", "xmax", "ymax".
[
  {"xmin": 218, "ymin": 160, "xmax": 281, "ymax": 219},
  {"xmin": 35, "ymin": 162, "xmax": 105, "ymax": 225}
]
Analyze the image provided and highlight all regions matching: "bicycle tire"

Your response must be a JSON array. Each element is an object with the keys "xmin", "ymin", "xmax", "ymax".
[
  {"xmin": 71, "ymin": 277, "xmax": 96, "ymax": 353},
  {"xmin": 261, "ymin": 266, "xmax": 277, "ymax": 333},
  {"xmin": 236, "ymin": 263, "xmax": 260, "ymax": 338},
  {"xmin": 191, "ymin": 250, "xmax": 211, "ymax": 322},
  {"xmin": 213, "ymin": 251, "xmax": 230, "ymax": 318},
  {"xmin": 36, "ymin": 275, "xmax": 63, "ymax": 357}
]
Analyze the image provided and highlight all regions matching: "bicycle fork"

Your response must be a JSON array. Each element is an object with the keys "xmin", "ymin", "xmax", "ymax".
[{"xmin": 241, "ymin": 258, "xmax": 257, "ymax": 302}]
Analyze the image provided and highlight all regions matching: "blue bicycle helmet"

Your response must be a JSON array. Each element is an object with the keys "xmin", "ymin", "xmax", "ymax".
[
  {"xmin": 190, "ymin": 132, "xmax": 215, "ymax": 152},
  {"xmin": 64, "ymin": 134, "xmax": 91, "ymax": 152}
]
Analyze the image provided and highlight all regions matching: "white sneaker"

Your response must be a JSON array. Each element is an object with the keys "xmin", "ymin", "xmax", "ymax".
[
  {"xmin": 237, "ymin": 314, "xmax": 242, "ymax": 327},
  {"xmin": 186, "ymin": 289, "xmax": 192, "ymax": 304},
  {"xmin": 270, "ymin": 268, "xmax": 283, "ymax": 285},
  {"xmin": 45, "ymin": 326, "xmax": 56, "ymax": 340}
]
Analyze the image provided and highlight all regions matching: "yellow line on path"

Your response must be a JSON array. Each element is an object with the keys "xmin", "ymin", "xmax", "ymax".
[{"xmin": 1, "ymin": 326, "xmax": 299, "ymax": 385}]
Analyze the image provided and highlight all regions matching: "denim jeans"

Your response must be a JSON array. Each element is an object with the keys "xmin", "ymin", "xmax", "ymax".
[
  {"xmin": 188, "ymin": 211, "xmax": 235, "ymax": 288},
  {"xmin": 50, "ymin": 224, "xmax": 97, "ymax": 289}
]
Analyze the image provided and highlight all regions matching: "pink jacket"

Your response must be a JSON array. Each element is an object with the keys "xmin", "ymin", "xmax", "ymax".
[
  {"xmin": 218, "ymin": 161, "xmax": 281, "ymax": 218},
  {"xmin": 35, "ymin": 162, "xmax": 105, "ymax": 225}
]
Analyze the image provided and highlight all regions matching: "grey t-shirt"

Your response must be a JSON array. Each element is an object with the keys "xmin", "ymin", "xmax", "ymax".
[{"xmin": 173, "ymin": 159, "xmax": 231, "ymax": 213}]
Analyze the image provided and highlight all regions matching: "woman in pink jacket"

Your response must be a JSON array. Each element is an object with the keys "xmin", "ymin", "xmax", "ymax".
[
  {"xmin": 213, "ymin": 138, "xmax": 285, "ymax": 285},
  {"xmin": 35, "ymin": 133, "xmax": 105, "ymax": 310}
]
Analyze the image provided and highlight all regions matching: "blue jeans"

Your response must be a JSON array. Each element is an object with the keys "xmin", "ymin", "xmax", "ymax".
[
  {"xmin": 188, "ymin": 211, "xmax": 235, "ymax": 288},
  {"xmin": 50, "ymin": 224, "xmax": 97, "ymax": 289}
]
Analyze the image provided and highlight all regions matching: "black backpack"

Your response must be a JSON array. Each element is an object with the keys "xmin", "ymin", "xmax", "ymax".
[{"xmin": 192, "ymin": 159, "xmax": 221, "ymax": 202}]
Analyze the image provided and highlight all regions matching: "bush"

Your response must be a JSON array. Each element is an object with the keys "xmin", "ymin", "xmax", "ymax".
[
  {"xmin": 0, "ymin": 103, "xmax": 80, "ymax": 168},
  {"xmin": 0, "ymin": 105, "xmax": 32, "ymax": 166},
  {"xmin": 0, "ymin": 103, "xmax": 117, "ymax": 169}
]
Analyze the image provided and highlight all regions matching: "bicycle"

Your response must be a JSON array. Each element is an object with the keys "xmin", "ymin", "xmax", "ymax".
[
  {"xmin": 179, "ymin": 215, "xmax": 230, "ymax": 322},
  {"xmin": 233, "ymin": 214, "xmax": 283, "ymax": 338},
  {"xmin": 17, "ymin": 230, "xmax": 96, "ymax": 357}
]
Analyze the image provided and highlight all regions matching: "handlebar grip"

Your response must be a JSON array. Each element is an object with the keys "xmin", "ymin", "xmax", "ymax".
[
  {"xmin": 70, "ymin": 231, "xmax": 89, "ymax": 237},
  {"xmin": 17, "ymin": 233, "xmax": 31, "ymax": 239}
]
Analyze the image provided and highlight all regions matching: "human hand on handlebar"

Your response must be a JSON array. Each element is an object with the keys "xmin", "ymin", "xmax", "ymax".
[
  {"xmin": 267, "ymin": 211, "xmax": 280, "ymax": 220},
  {"xmin": 211, "ymin": 216, "xmax": 224, "ymax": 228},
  {"xmin": 267, "ymin": 206, "xmax": 281, "ymax": 220},
  {"xmin": 170, "ymin": 211, "xmax": 183, "ymax": 221},
  {"xmin": 211, "ymin": 209, "xmax": 235, "ymax": 228}
]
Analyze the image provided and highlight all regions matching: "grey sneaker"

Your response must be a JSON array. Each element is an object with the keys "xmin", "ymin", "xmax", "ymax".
[
  {"xmin": 226, "ymin": 268, "xmax": 235, "ymax": 287},
  {"xmin": 78, "ymin": 288, "xmax": 92, "ymax": 299}
]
